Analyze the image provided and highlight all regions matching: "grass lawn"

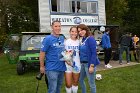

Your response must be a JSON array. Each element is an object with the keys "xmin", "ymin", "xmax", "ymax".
[{"xmin": 0, "ymin": 53, "xmax": 140, "ymax": 93}]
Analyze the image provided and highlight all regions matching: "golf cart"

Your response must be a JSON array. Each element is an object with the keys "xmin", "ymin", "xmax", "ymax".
[{"xmin": 3, "ymin": 32, "xmax": 50, "ymax": 75}]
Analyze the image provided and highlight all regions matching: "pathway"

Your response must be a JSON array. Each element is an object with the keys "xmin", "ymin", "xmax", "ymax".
[{"xmin": 96, "ymin": 60, "xmax": 140, "ymax": 71}]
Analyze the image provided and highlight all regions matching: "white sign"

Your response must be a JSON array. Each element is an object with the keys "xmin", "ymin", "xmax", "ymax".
[
  {"xmin": 51, "ymin": 15, "xmax": 99, "ymax": 26},
  {"xmin": 100, "ymin": 26, "xmax": 105, "ymax": 32}
]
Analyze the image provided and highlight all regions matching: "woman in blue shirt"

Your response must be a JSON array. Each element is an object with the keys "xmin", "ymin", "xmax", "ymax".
[{"xmin": 77, "ymin": 24, "xmax": 100, "ymax": 93}]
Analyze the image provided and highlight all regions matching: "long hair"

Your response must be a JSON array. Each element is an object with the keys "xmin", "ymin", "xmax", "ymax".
[{"xmin": 77, "ymin": 24, "xmax": 91, "ymax": 37}]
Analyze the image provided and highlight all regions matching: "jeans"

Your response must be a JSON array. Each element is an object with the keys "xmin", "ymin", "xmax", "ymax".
[
  {"xmin": 79, "ymin": 63, "xmax": 96, "ymax": 93},
  {"xmin": 46, "ymin": 71, "xmax": 64, "ymax": 93},
  {"xmin": 119, "ymin": 45, "xmax": 130, "ymax": 63}
]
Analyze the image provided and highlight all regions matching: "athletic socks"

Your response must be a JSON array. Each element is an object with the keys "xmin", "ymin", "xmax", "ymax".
[
  {"xmin": 65, "ymin": 87, "xmax": 72, "ymax": 93},
  {"xmin": 65, "ymin": 85, "xmax": 78, "ymax": 93},
  {"xmin": 72, "ymin": 85, "xmax": 78, "ymax": 93}
]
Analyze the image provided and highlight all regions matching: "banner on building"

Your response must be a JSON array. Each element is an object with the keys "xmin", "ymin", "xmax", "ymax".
[{"xmin": 51, "ymin": 15, "xmax": 99, "ymax": 26}]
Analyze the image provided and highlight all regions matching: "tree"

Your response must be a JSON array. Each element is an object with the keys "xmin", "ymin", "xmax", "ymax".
[
  {"xmin": 105, "ymin": 0, "xmax": 140, "ymax": 36},
  {"xmin": 122, "ymin": 0, "xmax": 140, "ymax": 36},
  {"xmin": 0, "ymin": 0, "xmax": 38, "ymax": 34},
  {"xmin": 105, "ymin": 0, "xmax": 128, "ymax": 26},
  {"xmin": 0, "ymin": 0, "xmax": 39, "ymax": 50}
]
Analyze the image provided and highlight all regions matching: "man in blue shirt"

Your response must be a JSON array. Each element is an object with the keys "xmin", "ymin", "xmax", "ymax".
[
  {"xmin": 101, "ymin": 28, "xmax": 112, "ymax": 68},
  {"xmin": 40, "ymin": 20, "xmax": 66, "ymax": 93}
]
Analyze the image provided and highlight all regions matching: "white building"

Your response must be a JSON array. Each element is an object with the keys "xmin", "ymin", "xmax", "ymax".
[{"xmin": 38, "ymin": 0, "xmax": 106, "ymax": 38}]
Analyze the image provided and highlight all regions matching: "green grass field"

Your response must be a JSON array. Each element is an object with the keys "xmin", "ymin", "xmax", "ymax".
[{"xmin": 0, "ymin": 53, "xmax": 140, "ymax": 93}]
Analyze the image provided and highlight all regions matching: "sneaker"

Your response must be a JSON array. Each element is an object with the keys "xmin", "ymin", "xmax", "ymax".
[
  {"xmin": 127, "ymin": 62, "xmax": 130, "ymax": 64},
  {"xmin": 119, "ymin": 63, "xmax": 122, "ymax": 65},
  {"xmin": 107, "ymin": 64, "xmax": 112, "ymax": 68},
  {"xmin": 105, "ymin": 64, "xmax": 112, "ymax": 68}
]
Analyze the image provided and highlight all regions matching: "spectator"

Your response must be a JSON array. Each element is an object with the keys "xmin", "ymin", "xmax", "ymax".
[
  {"xmin": 77, "ymin": 24, "xmax": 100, "ymax": 93},
  {"xmin": 119, "ymin": 32, "xmax": 132, "ymax": 65},
  {"xmin": 132, "ymin": 35, "xmax": 139, "ymax": 47},
  {"xmin": 129, "ymin": 33, "xmax": 135, "ymax": 61},
  {"xmin": 39, "ymin": 20, "xmax": 66, "ymax": 93},
  {"xmin": 101, "ymin": 28, "xmax": 112, "ymax": 68},
  {"xmin": 130, "ymin": 34, "xmax": 139, "ymax": 61}
]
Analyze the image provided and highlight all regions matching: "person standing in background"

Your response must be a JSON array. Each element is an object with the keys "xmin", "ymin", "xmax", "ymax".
[
  {"xmin": 77, "ymin": 24, "xmax": 100, "ymax": 93},
  {"xmin": 129, "ymin": 33, "xmax": 135, "ymax": 61},
  {"xmin": 119, "ymin": 32, "xmax": 132, "ymax": 65},
  {"xmin": 131, "ymin": 34, "xmax": 139, "ymax": 61},
  {"xmin": 101, "ymin": 28, "xmax": 112, "ymax": 68},
  {"xmin": 133, "ymin": 35, "xmax": 139, "ymax": 46},
  {"xmin": 39, "ymin": 20, "xmax": 66, "ymax": 93}
]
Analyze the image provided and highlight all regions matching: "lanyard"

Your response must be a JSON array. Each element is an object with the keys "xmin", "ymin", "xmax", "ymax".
[{"xmin": 80, "ymin": 36, "xmax": 89, "ymax": 45}]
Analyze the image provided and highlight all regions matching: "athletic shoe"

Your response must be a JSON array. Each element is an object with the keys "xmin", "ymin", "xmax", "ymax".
[
  {"xmin": 107, "ymin": 64, "xmax": 112, "ymax": 68},
  {"xmin": 105, "ymin": 64, "xmax": 112, "ymax": 68},
  {"xmin": 127, "ymin": 62, "xmax": 130, "ymax": 64},
  {"xmin": 119, "ymin": 63, "xmax": 122, "ymax": 65}
]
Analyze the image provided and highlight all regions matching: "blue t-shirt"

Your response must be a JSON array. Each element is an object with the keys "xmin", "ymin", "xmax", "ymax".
[{"xmin": 40, "ymin": 34, "xmax": 66, "ymax": 71}]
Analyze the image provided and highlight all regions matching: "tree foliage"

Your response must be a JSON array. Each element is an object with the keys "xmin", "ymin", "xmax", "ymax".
[
  {"xmin": 0, "ymin": 0, "xmax": 38, "ymax": 50},
  {"xmin": 105, "ymin": 0, "xmax": 128, "ymax": 25},
  {"xmin": 0, "ymin": 0, "xmax": 38, "ymax": 34},
  {"xmin": 122, "ymin": 0, "xmax": 140, "ymax": 36},
  {"xmin": 106, "ymin": 0, "xmax": 140, "ymax": 36}
]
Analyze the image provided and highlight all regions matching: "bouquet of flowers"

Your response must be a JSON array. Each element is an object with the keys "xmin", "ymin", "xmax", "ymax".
[
  {"xmin": 60, "ymin": 50, "xmax": 73, "ymax": 64},
  {"xmin": 60, "ymin": 50, "xmax": 80, "ymax": 72}
]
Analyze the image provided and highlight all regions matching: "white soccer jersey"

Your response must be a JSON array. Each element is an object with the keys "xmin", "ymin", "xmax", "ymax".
[{"xmin": 64, "ymin": 38, "xmax": 81, "ymax": 73}]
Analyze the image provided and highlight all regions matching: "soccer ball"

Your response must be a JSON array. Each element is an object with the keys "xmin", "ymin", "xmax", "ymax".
[{"xmin": 96, "ymin": 74, "xmax": 102, "ymax": 80}]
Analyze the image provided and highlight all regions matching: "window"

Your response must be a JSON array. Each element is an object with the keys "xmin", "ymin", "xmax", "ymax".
[
  {"xmin": 50, "ymin": 0, "xmax": 98, "ymax": 14},
  {"xmin": 80, "ymin": 2, "xmax": 87, "ymax": 13},
  {"xmin": 21, "ymin": 35, "xmax": 46, "ymax": 50},
  {"xmin": 51, "ymin": 0, "xmax": 57, "ymax": 12},
  {"xmin": 51, "ymin": 0, "xmax": 72, "ymax": 13},
  {"xmin": 91, "ymin": 2, "xmax": 97, "ymax": 13},
  {"xmin": 57, "ymin": 0, "xmax": 72, "ymax": 13}
]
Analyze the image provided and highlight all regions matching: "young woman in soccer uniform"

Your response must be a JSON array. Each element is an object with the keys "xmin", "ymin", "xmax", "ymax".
[{"xmin": 64, "ymin": 26, "xmax": 81, "ymax": 93}]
